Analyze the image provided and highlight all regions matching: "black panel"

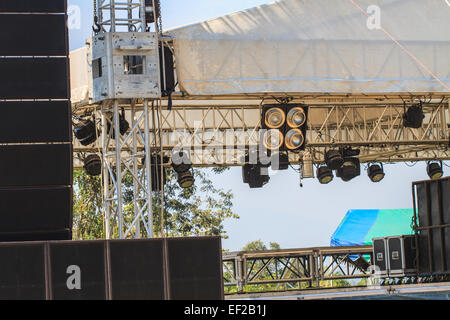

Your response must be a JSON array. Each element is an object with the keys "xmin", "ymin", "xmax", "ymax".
[
  {"xmin": 49, "ymin": 241, "xmax": 107, "ymax": 300},
  {"xmin": 0, "ymin": 15, "xmax": 67, "ymax": 56},
  {"xmin": 159, "ymin": 45, "xmax": 175, "ymax": 96},
  {"xmin": 0, "ymin": 58, "xmax": 68, "ymax": 99},
  {"xmin": 167, "ymin": 237, "xmax": 223, "ymax": 300},
  {"xmin": 403, "ymin": 236, "xmax": 416, "ymax": 270},
  {"xmin": 0, "ymin": 101, "xmax": 71, "ymax": 143},
  {"xmin": 0, "ymin": 187, "xmax": 72, "ymax": 233},
  {"xmin": 373, "ymin": 239, "xmax": 387, "ymax": 272},
  {"xmin": 109, "ymin": 239, "xmax": 165, "ymax": 300},
  {"xmin": 0, "ymin": 243, "xmax": 46, "ymax": 300},
  {"xmin": 0, "ymin": 0, "xmax": 66, "ymax": 13},
  {"xmin": 0, "ymin": 230, "xmax": 71, "ymax": 243},
  {"xmin": 0, "ymin": 144, "xmax": 72, "ymax": 187},
  {"xmin": 388, "ymin": 238, "xmax": 402, "ymax": 271}
]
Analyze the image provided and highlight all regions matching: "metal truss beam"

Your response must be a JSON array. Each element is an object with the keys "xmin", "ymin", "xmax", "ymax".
[{"xmin": 73, "ymin": 99, "xmax": 450, "ymax": 169}]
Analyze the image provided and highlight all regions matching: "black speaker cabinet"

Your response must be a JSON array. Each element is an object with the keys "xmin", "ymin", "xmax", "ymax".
[
  {"xmin": 167, "ymin": 237, "xmax": 224, "ymax": 300},
  {"xmin": 0, "ymin": 0, "xmax": 66, "ymax": 13},
  {"xmin": 48, "ymin": 241, "xmax": 107, "ymax": 300},
  {"xmin": 108, "ymin": 239, "xmax": 166, "ymax": 300},
  {"xmin": 413, "ymin": 177, "xmax": 450, "ymax": 276},
  {"xmin": 0, "ymin": 242, "xmax": 47, "ymax": 300}
]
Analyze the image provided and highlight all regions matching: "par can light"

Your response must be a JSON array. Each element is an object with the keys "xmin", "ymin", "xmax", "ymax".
[
  {"xmin": 264, "ymin": 107, "xmax": 286, "ymax": 129},
  {"xmin": 74, "ymin": 120, "xmax": 98, "ymax": 146},
  {"xmin": 337, "ymin": 158, "xmax": 361, "ymax": 182},
  {"xmin": 317, "ymin": 166, "xmax": 334, "ymax": 184},
  {"xmin": 325, "ymin": 150, "xmax": 344, "ymax": 170},
  {"xmin": 177, "ymin": 170, "xmax": 195, "ymax": 189},
  {"xmin": 368, "ymin": 163, "xmax": 385, "ymax": 183},
  {"xmin": 263, "ymin": 129, "xmax": 284, "ymax": 151},
  {"xmin": 427, "ymin": 161, "xmax": 443, "ymax": 180},
  {"xmin": 84, "ymin": 154, "xmax": 102, "ymax": 177},
  {"xmin": 287, "ymin": 107, "xmax": 306, "ymax": 128},
  {"xmin": 285, "ymin": 129, "xmax": 304, "ymax": 150}
]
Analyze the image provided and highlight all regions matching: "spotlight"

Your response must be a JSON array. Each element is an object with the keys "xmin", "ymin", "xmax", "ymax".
[
  {"xmin": 325, "ymin": 150, "xmax": 344, "ymax": 170},
  {"xmin": 171, "ymin": 151, "xmax": 195, "ymax": 189},
  {"xmin": 368, "ymin": 163, "xmax": 385, "ymax": 183},
  {"xmin": 285, "ymin": 129, "xmax": 305, "ymax": 150},
  {"xmin": 264, "ymin": 107, "xmax": 286, "ymax": 129},
  {"xmin": 84, "ymin": 154, "xmax": 102, "ymax": 176},
  {"xmin": 263, "ymin": 129, "xmax": 284, "ymax": 151},
  {"xmin": 107, "ymin": 109, "xmax": 130, "ymax": 139},
  {"xmin": 317, "ymin": 165, "xmax": 334, "ymax": 184},
  {"xmin": 337, "ymin": 158, "xmax": 361, "ymax": 182},
  {"xmin": 177, "ymin": 171, "xmax": 195, "ymax": 189},
  {"xmin": 403, "ymin": 103, "xmax": 425, "ymax": 129},
  {"xmin": 74, "ymin": 120, "xmax": 98, "ymax": 146},
  {"xmin": 242, "ymin": 164, "xmax": 270, "ymax": 188},
  {"xmin": 286, "ymin": 107, "xmax": 306, "ymax": 128},
  {"xmin": 427, "ymin": 161, "xmax": 443, "ymax": 180}
]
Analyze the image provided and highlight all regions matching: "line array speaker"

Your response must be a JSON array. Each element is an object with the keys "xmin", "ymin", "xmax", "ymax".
[
  {"xmin": 0, "ymin": 237, "xmax": 224, "ymax": 300},
  {"xmin": 0, "ymin": 0, "xmax": 72, "ymax": 243}
]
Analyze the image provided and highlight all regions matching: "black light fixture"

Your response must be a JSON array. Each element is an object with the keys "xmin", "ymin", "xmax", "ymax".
[
  {"xmin": 427, "ymin": 161, "xmax": 443, "ymax": 180},
  {"xmin": 368, "ymin": 163, "xmax": 385, "ymax": 183},
  {"xmin": 317, "ymin": 165, "xmax": 334, "ymax": 184},
  {"xmin": 84, "ymin": 154, "xmax": 102, "ymax": 176},
  {"xmin": 171, "ymin": 151, "xmax": 195, "ymax": 189},
  {"xmin": 325, "ymin": 150, "xmax": 344, "ymax": 170},
  {"xmin": 142, "ymin": 155, "xmax": 170, "ymax": 191},
  {"xmin": 242, "ymin": 164, "xmax": 270, "ymax": 188},
  {"xmin": 403, "ymin": 102, "xmax": 425, "ymax": 129},
  {"xmin": 74, "ymin": 119, "xmax": 98, "ymax": 146},
  {"xmin": 261, "ymin": 104, "xmax": 308, "ymax": 152},
  {"xmin": 337, "ymin": 157, "xmax": 361, "ymax": 182},
  {"xmin": 107, "ymin": 109, "xmax": 130, "ymax": 139}
]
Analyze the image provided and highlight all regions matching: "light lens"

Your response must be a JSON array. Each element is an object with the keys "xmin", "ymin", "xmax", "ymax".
[
  {"xmin": 265, "ymin": 108, "xmax": 286, "ymax": 129},
  {"xmin": 263, "ymin": 130, "xmax": 284, "ymax": 150},
  {"xmin": 427, "ymin": 162, "xmax": 443, "ymax": 180},
  {"xmin": 287, "ymin": 107, "xmax": 306, "ymax": 128},
  {"xmin": 285, "ymin": 129, "xmax": 305, "ymax": 150}
]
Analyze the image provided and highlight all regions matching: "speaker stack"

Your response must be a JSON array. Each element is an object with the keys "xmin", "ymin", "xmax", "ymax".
[
  {"xmin": 0, "ymin": 0, "xmax": 73, "ymax": 242},
  {"xmin": 0, "ymin": 237, "xmax": 224, "ymax": 300}
]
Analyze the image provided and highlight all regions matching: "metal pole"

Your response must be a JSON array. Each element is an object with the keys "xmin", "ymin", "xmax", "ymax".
[
  {"xmin": 102, "ymin": 105, "xmax": 112, "ymax": 239},
  {"xmin": 114, "ymin": 100, "xmax": 124, "ymax": 238},
  {"xmin": 144, "ymin": 99, "xmax": 154, "ymax": 238}
]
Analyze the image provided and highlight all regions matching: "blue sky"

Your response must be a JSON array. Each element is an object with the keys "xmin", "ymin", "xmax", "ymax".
[{"xmin": 68, "ymin": 0, "xmax": 447, "ymax": 251}]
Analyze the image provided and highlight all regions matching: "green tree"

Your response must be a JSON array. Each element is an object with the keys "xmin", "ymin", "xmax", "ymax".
[{"xmin": 72, "ymin": 168, "xmax": 239, "ymax": 240}]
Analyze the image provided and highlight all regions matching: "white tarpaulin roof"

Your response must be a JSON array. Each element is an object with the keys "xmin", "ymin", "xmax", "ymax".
[{"xmin": 168, "ymin": 0, "xmax": 450, "ymax": 97}]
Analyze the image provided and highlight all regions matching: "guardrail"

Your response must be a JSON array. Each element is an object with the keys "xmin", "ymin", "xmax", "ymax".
[{"xmin": 223, "ymin": 246, "xmax": 374, "ymax": 294}]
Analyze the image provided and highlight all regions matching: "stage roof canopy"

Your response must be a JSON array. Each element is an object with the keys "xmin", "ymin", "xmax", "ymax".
[{"xmin": 168, "ymin": 0, "xmax": 450, "ymax": 97}]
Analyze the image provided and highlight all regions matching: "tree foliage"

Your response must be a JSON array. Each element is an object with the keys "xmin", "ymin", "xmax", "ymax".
[{"xmin": 72, "ymin": 168, "xmax": 239, "ymax": 240}]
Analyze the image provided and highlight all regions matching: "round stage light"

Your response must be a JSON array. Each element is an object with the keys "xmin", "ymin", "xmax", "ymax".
[
  {"xmin": 338, "ymin": 158, "xmax": 361, "ymax": 182},
  {"xmin": 177, "ymin": 170, "xmax": 195, "ymax": 189},
  {"xmin": 317, "ymin": 166, "xmax": 334, "ymax": 184},
  {"xmin": 285, "ymin": 129, "xmax": 304, "ymax": 150},
  {"xmin": 325, "ymin": 150, "xmax": 344, "ymax": 170},
  {"xmin": 427, "ymin": 161, "xmax": 443, "ymax": 180},
  {"xmin": 84, "ymin": 154, "xmax": 102, "ymax": 177},
  {"xmin": 368, "ymin": 164, "xmax": 385, "ymax": 183},
  {"xmin": 74, "ymin": 120, "xmax": 98, "ymax": 146},
  {"xmin": 265, "ymin": 107, "xmax": 285, "ymax": 129},
  {"xmin": 263, "ymin": 129, "xmax": 284, "ymax": 150},
  {"xmin": 287, "ymin": 107, "xmax": 306, "ymax": 128}
]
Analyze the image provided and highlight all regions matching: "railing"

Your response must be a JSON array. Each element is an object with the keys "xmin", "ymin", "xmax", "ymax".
[{"xmin": 223, "ymin": 246, "xmax": 374, "ymax": 294}]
